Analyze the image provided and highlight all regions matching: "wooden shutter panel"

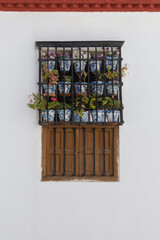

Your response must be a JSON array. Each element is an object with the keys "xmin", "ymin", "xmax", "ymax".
[{"xmin": 42, "ymin": 125, "xmax": 118, "ymax": 181}]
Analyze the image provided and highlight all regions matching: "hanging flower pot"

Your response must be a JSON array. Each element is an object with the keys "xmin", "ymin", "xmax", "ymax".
[
  {"xmin": 91, "ymin": 81, "xmax": 104, "ymax": 96},
  {"xmin": 58, "ymin": 57, "xmax": 71, "ymax": 72},
  {"xmin": 89, "ymin": 60, "xmax": 102, "ymax": 72},
  {"xmin": 43, "ymin": 85, "xmax": 56, "ymax": 94},
  {"xmin": 75, "ymin": 82, "xmax": 88, "ymax": 94},
  {"xmin": 91, "ymin": 110, "xmax": 105, "ymax": 122},
  {"xmin": 74, "ymin": 60, "xmax": 86, "ymax": 72},
  {"xmin": 58, "ymin": 109, "xmax": 71, "ymax": 121},
  {"xmin": 105, "ymin": 56, "xmax": 118, "ymax": 71},
  {"xmin": 74, "ymin": 111, "xmax": 92, "ymax": 122},
  {"xmin": 41, "ymin": 110, "xmax": 55, "ymax": 122},
  {"xmin": 48, "ymin": 61, "xmax": 55, "ymax": 71},
  {"xmin": 58, "ymin": 82, "xmax": 71, "ymax": 94},
  {"xmin": 106, "ymin": 81, "xmax": 119, "ymax": 96},
  {"xmin": 106, "ymin": 110, "xmax": 120, "ymax": 122}
]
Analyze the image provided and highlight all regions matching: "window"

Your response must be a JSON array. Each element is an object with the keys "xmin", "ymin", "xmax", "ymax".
[{"xmin": 36, "ymin": 41, "xmax": 124, "ymax": 181}]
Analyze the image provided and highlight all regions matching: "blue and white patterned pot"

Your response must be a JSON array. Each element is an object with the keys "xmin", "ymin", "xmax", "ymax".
[
  {"xmin": 48, "ymin": 61, "xmax": 55, "ymax": 71},
  {"xmin": 75, "ymin": 82, "xmax": 88, "ymax": 94},
  {"xmin": 91, "ymin": 110, "xmax": 105, "ymax": 122},
  {"xmin": 106, "ymin": 81, "xmax": 119, "ymax": 95},
  {"xmin": 106, "ymin": 110, "xmax": 120, "ymax": 122},
  {"xmin": 58, "ymin": 82, "xmax": 71, "ymax": 94},
  {"xmin": 74, "ymin": 60, "xmax": 86, "ymax": 72},
  {"xmin": 89, "ymin": 60, "xmax": 102, "ymax": 72},
  {"xmin": 91, "ymin": 81, "xmax": 104, "ymax": 96},
  {"xmin": 58, "ymin": 57, "xmax": 71, "ymax": 72},
  {"xmin": 41, "ymin": 110, "xmax": 55, "ymax": 122},
  {"xmin": 43, "ymin": 85, "xmax": 56, "ymax": 94},
  {"xmin": 105, "ymin": 56, "xmax": 118, "ymax": 70},
  {"xmin": 58, "ymin": 109, "xmax": 71, "ymax": 121},
  {"xmin": 74, "ymin": 111, "xmax": 92, "ymax": 122}
]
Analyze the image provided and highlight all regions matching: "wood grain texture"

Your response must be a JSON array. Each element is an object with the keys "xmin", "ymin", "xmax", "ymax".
[{"xmin": 42, "ymin": 125, "xmax": 119, "ymax": 181}]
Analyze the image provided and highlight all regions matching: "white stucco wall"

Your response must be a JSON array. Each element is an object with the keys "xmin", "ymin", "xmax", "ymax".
[{"xmin": 0, "ymin": 12, "xmax": 160, "ymax": 240}]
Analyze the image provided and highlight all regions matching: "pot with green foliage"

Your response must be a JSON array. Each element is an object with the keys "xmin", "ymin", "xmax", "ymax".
[
  {"xmin": 106, "ymin": 98, "xmax": 121, "ymax": 122},
  {"xmin": 73, "ymin": 94, "xmax": 92, "ymax": 122},
  {"xmin": 105, "ymin": 48, "xmax": 119, "ymax": 71},
  {"xmin": 42, "ymin": 64, "xmax": 59, "ymax": 95},
  {"xmin": 54, "ymin": 101, "xmax": 72, "ymax": 122},
  {"xmin": 58, "ymin": 52, "xmax": 71, "ymax": 72},
  {"xmin": 89, "ymin": 95, "xmax": 104, "ymax": 122},
  {"xmin": 75, "ymin": 72, "xmax": 88, "ymax": 94},
  {"xmin": 27, "ymin": 93, "xmax": 55, "ymax": 122},
  {"xmin": 91, "ymin": 71, "xmax": 105, "ymax": 96},
  {"xmin": 58, "ymin": 75, "xmax": 72, "ymax": 94}
]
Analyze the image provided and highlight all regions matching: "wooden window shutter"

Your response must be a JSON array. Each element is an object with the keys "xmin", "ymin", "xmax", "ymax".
[{"xmin": 42, "ymin": 125, "xmax": 119, "ymax": 181}]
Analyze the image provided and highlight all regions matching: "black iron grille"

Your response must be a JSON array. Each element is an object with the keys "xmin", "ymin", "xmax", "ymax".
[{"xmin": 36, "ymin": 41, "xmax": 124, "ymax": 125}]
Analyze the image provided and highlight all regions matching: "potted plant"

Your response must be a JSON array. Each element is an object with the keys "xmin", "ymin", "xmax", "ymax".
[
  {"xmin": 89, "ymin": 94, "xmax": 105, "ymax": 122},
  {"xmin": 73, "ymin": 94, "xmax": 92, "ymax": 122},
  {"xmin": 58, "ymin": 75, "xmax": 72, "ymax": 95},
  {"xmin": 91, "ymin": 71, "xmax": 105, "ymax": 96},
  {"xmin": 42, "ymin": 64, "xmax": 59, "ymax": 95},
  {"xmin": 106, "ymin": 97, "xmax": 121, "ymax": 122},
  {"xmin": 58, "ymin": 52, "xmax": 71, "ymax": 72},
  {"xmin": 105, "ymin": 47, "xmax": 119, "ymax": 71},
  {"xmin": 42, "ymin": 51, "xmax": 56, "ymax": 71},
  {"xmin": 89, "ymin": 53, "xmax": 103, "ymax": 72},
  {"xmin": 56, "ymin": 101, "xmax": 72, "ymax": 122},
  {"xmin": 105, "ymin": 63, "xmax": 128, "ymax": 96},
  {"xmin": 73, "ymin": 49, "xmax": 88, "ymax": 72},
  {"xmin": 27, "ymin": 93, "xmax": 55, "ymax": 122},
  {"xmin": 75, "ymin": 72, "xmax": 88, "ymax": 94}
]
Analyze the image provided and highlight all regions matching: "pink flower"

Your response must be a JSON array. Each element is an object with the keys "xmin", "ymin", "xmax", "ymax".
[
  {"xmin": 112, "ymin": 95, "xmax": 114, "ymax": 99},
  {"xmin": 30, "ymin": 100, "xmax": 33, "ymax": 103},
  {"xmin": 51, "ymin": 98, "xmax": 57, "ymax": 102}
]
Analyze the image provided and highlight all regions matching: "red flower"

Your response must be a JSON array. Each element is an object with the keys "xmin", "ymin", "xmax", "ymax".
[
  {"xmin": 30, "ymin": 100, "xmax": 33, "ymax": 103},
  {"xmin": 51, "ymin": 98, "xmax": 57, "ymax": 102}
]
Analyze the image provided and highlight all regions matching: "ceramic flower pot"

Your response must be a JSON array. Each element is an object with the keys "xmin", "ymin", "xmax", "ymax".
[
  {"xmin": 74, "ymin": 111, "xmax": 92, "ymax": 122},
  {"xmin": 106, "ymin": 81, "xmax": 119, "ymax": 95},
  {"xmin": 75, "ymin": 82, "xmax": 88, "ymax": 94},
  {"xmin": 48, "ymin": 61, "xmax": 55, "ymax": 71},
  {"xmin": 58, "ymin": 57, "xmax": 71, "ymax": 72},
  {"xmin": 105, "ymin": 56, "xmax": 118, "ymax": 70},
  {"xmin": 91, "ymin": 81, "xmax": 104, "ymax": 96},
  {"xmin": 106, "ymin": 110, "xmax": 120, "ymax": 122},
  {"xmin": 41, "ymin": 110, "xmax": 55, "ymax": 122},
  {"xmin": 58, "ymin": 109, "xmax": 71, "ymax": 121},
  {"xmin": 91, "ymin": 110, "xmax": 105, "ymax": 122},
  {"xmin": 74, "ymin": 60, "xmax": 86, "ymax": 72},
  {"xmin": 58, "ymin": 82, "xmax": 71, "ymax": 94},
  {"xmin": 89, "ymin": 60, "xmax": 102, "ymax": 72},
  {"xmin": 43, "ymin": 85, "xmax": 56, "ymax": 94}
]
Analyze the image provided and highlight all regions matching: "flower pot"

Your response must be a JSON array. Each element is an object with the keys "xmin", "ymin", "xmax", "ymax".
[
  {"xmin": 106, "ymin": 81, "xmax": 119, "ymax": 95},
  {"xmin": 91, "ymin": 110, "xmax": 105, "ymax": 122},
  {"xmin": 74, "ymin": 60, "xmax": 86, "ymax": 72},
  {"xmin": 105, "ymin": 56, "xmax": 118, "ymax": 70},
  {"xmin": 74, "ymin": 111, "xmax": 92, "ymax": 122},
  {"xmin": 58, "ymin": 57, "xmax": 71, "ymax": 72},
  {"xmin": 58, "ymin": 109, "xmax": 71, "ymax": 121},
  {"xmin": 106, "ymin": 110, "xmax": 120, "ymax": 122},
  {"xmin": 75, "ymin": 82, "xmax": 88, "ymax": 94},
  {"xmin": 91, "ymin": 81, "xmax": 104, "ymax": 96},
  {"xmin": 43, "ymin": 85, "xmax": 56, "ymax": 94},
  {"xmin": 48, "ymin": 61, "xmax": 55, "ymax": 71},
  {"xmin": 41, "ymin": 110, "xmax": 55, "ymax": 122},
  {"xmin": 89, "ymin": 60, "xmax": 102, "ymax": 72},
  {"xmin": 58, "ymin": 82, "xmax": 71, "ymax": 94}
]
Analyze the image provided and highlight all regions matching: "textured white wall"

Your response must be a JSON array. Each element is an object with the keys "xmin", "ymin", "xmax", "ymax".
[{"xmin": 0, "ymin": 12, "xmax": 160, "ymax": 240}]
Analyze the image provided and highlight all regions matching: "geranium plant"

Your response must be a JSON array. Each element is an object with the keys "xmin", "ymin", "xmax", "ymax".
[
  {"xmin": 74, "ymin": 93, "xmax": 89, "ymax": 117},
  {"xmin": 27, "ymin": 93, "xmax": 47, "ymax": 111},
  {"xmin": 42, "ymin": 63, "xmax": 59, "ymax": 85}
]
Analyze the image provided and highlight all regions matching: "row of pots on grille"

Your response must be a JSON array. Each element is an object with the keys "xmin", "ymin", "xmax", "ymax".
[
  {"xmin": 42, "ymin": 109, "xmax": 120, "ymax": 123},
  {"xmin": 47, "ymin": 57, "xmax": 118, "ymax": 73},
  {"xmin": 44, "ymin": 81, "xmax": 119, "ymax": 96}
]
